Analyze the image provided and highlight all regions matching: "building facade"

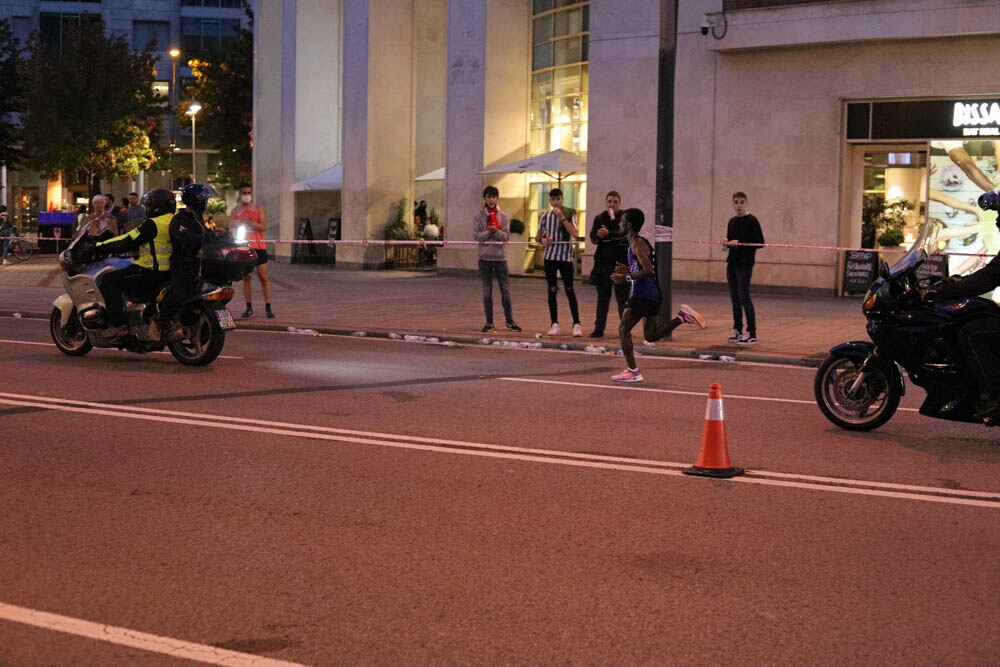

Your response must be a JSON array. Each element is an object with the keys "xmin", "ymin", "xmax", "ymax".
[
  {"xmin": 0, "ymin": 0, "xmax": 253, "ymax": 229},
  {"xmin": 255, "ymin": 0, "xmax": 1000, "ymax": 293}
]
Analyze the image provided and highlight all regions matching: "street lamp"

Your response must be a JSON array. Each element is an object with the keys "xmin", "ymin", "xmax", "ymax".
[
  {"xmin": 168, "ymin": 48, "xmax": 180, "ymax": 147},
  {"xmin": 187, "ymin": 101, "xmax": 202, "ymax": 183}
]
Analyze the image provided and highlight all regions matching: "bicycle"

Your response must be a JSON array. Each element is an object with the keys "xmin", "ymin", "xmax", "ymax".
[{"xmin": 3, "ymin": 229, "xmax": 39, "ymax": 262}]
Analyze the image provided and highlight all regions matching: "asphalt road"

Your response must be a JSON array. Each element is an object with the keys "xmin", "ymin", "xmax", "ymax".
[{"xmin": 1, "ymin": 318, "xmax": 998, "ymax": 666}]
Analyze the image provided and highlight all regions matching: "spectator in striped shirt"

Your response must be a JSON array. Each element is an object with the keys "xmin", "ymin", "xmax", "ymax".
[{"xmin": 535, "ymin": 188, "xmax": 583, "ymax": 337}]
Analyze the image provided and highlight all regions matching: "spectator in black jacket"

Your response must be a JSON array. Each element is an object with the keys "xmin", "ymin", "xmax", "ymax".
[
  {"xmin": 721, "ymin": 191, "xmax": 765, "ymax": 345},
  {"xmin": 588, "ymin": 190, "xmax": 629, "ymax": 338}
]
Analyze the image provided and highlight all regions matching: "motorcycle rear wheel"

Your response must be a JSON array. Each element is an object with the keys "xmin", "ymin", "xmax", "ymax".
[
  {"xmin": 814, "ymin": 354, "xmax": 900, "ymax": 431},
  {"xmin": 50, "ymin": 307, "xmax": 93, "ymax": 356},
  {"xmin": 168, "ymin": 309, "xmax": 225, "ymax": 366}
]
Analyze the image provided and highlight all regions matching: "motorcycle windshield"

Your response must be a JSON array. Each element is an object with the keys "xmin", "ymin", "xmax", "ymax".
[{"xmin": 887, "ymin": 220, "xmax": 942, "ymax": 278}]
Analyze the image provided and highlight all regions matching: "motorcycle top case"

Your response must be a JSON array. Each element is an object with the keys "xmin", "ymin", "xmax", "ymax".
[{"xmin": 200, "ymin": 241, "xmax": 258, "ymax": 282}]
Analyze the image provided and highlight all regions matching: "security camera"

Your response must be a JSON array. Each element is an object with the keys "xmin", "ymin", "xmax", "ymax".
[{"xmin": 700, "ymin": 17, "xmax": 710, "ymax": 36}]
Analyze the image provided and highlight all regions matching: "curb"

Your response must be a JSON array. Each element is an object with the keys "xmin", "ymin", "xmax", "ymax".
[
  {"xmin": 3, "ymin": 308, "xmax": 826, "ymax": 368},
  {"xmin": 232, "ymin": 320, "xmax": 824, "ymax": 368}
]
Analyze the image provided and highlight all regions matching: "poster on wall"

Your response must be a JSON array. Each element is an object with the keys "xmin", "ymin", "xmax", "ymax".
[{"xmin": 927, "ymin": 139, "xmax": 1000, "ymax": 276}]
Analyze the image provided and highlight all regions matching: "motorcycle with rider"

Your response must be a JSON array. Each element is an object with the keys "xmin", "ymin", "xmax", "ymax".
[
  {"xmin": 815, "ymin": 189, "xmax": 1000, "ymax": 430},
  {"xmin": 50, "ymin": 184, "xmax": 257, "ymax": 366}
]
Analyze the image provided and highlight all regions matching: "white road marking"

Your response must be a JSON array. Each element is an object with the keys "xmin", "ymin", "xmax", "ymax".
[
  {"xmin": 0, "ymin": 338, "xmax": 244, "ymax": 359},
  {"xmin": 0, "ymin": 392, "xmax": 992, "ymax": 507},
  {"xmin": 0, "ymin": 601, "xmax": 308, "ymax": 666},
  {"xmin": 500, "ymin": 376, "xmax": 921, "ymax": 411},
  {"xmin": 0, "ymin": 338, "xmax": 53, "ymax": 346}
]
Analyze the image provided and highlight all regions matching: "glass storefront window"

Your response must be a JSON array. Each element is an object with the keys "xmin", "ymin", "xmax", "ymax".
[
  {"xmin": 531, "ymin": 3, "xmax": 589, "ymax": 153},
  {"xmin": 529, "ymin": 1, "xmax": 588, "ymax": 244},
  {"xmin": 12, "ymin": 187, "xmax": 40, "ymax": 234},
  {"xmin": 861, "ymin": 149, "xmax": 926, "ymax": 246}
]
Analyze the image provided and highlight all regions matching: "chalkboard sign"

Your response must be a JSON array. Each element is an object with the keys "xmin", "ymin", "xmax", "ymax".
[
  {"xmin": 293, "ymin": 217, "xmax": 316, "ymax": 264},
  {"xmin": 843, "ymin": 250, "xmax": 879, "ymax": 294},
  {"xmin": 915, "ymin": 252, "xmax": 949, "ymax": 282}
]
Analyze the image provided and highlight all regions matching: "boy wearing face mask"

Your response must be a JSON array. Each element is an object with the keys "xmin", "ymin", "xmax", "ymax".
[{"xmin": 230, "ymin": 182, "xmax": 275, "ymax": 318}]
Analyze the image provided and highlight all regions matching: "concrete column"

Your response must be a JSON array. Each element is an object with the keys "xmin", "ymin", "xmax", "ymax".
[
  {"xmin": 278, "ymin": 2, "xmax": 298, "ymax": 261},
  {"xmin": 252, "ymin": 0, "xmax": 295, "ymax": 260},
  {"xmin": 438, "ymin": 0, "xmax": 487, "ymax": 272},
  {"xmin": 585, "ymin": 0, "xmax": 661, "ymax": 274},
  {"xmin": 341, "ymin": 0, "xmax": 415, "ymax": 268}
]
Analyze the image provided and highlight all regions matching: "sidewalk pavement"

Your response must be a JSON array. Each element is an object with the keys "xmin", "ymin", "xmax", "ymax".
[{"xmin": 0, "ymin": 255, "xmax": 870, "ymax": 367}]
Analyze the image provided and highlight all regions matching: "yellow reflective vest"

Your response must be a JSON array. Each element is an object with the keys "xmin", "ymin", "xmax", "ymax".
[{"xmin": 96, "ymin": 212, "xmax": 173, "ymax": 271}]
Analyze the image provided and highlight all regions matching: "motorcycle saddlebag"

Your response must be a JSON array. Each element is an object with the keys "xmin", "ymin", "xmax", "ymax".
[{"xmin": 201, "ymin": 242, "xmax": 258, "ymax": 282}]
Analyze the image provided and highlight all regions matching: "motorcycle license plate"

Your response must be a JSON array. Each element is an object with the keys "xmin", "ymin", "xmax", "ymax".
[{"xmin": 215, "ymin": 308, "xmax": 236, "ymax": 331}]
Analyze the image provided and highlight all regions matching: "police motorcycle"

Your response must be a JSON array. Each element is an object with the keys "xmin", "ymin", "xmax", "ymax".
[
  {"xmin": 49, "ymin": 205, "xmax": 257, "ymax": 367},
  {"xmin": 814, "ymin": 191, "xmax": 1000, "ymax": 431}
]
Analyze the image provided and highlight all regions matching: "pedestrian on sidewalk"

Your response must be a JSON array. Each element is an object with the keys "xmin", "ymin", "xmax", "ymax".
[
  {"xmin": 84, "ymin": 194, "xmax": 118, "ymax": 239},
  {"xmin": 123, "ymin": 192, "xmax": 147, "ymax": 233},
  {"xmin": 587, "ymin": 190, "xmax": 629, "ymax": 338},
  {"xmin": 473, "ymin": 185, "xmax": 520, "ymax": 333},
  {"xmin": 721, "ymin": 191, "xmax": 764, "ymax": 345},
  {"xmin": 231, "ymin": 182, "xmax": 275, "ymax": 319},
  {"xmin": 536, "ymin": 188, "xmax": 583, "ymax": 337},
  {"xmin": 610, "ymin": 208, "xmax": 706, "ymax": 383},
  {"xmin": 0, "ymin": 211, "xmax": 12, "ymax": 264}
]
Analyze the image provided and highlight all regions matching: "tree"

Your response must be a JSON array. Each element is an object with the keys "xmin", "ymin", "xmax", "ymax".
[
  {"xmin": 0, "ymin": 19, "xmax": 24, "ymax": 169},
  {"xmin": 185, "ymin": 6, "xmax": 254, "ymax": 186},
  {"xmin": 19, "ymin": 17, "xmax": 161, "ymax": 189}
]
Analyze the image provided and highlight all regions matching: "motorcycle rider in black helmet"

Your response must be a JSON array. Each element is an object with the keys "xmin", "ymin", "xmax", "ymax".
[
  {"xmin": 927, "ymin": 190, "xmax": 1000, "ymax": 420},
  {"xmin": 152, "ymin": 183, "xmax": 212, "ymax": 341},
  {"xmin": 93, "ymin": 188, "xmax": 176, "ymax": 334}
]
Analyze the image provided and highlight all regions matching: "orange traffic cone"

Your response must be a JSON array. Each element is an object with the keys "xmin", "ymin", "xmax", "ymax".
[{"xmin": 683, "ymin": 382, "xmax": 745, "ymax": 478}]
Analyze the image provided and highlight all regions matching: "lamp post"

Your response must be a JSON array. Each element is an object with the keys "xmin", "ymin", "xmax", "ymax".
[
  {"xmin": 168, "ymin": 48, "xmax": 180, "ymax": 148},
  {"xmin": 187, "ymin": 101, "xmax": 201, "ymax": 183}
]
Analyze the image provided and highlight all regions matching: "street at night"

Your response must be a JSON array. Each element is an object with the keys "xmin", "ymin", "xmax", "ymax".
[{"xmin": 1, "ymin": 319, "xmax": 998, "ymax": 665}]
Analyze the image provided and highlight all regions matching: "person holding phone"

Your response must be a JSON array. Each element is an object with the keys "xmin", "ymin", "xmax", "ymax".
[{"xmin": 535, "ymin": 188, "xmax": 583, "ymax": 336}]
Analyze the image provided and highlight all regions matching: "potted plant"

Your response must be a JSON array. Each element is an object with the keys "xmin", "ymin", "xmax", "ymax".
[{"xmin": 876, "ymin": 197, "xmax": 913, "ymax": 249}]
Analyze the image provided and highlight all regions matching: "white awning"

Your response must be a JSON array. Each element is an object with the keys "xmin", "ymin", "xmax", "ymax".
[
  {"xmin": 480, "ymin": 148, "xmax": 587, "ymax": 185},
  {"xmin": 290, "ymin": 163, "xmax": 343, "ymax": 191},
  {"xmin": 415, "ymin": 167, "xmax": 445, "ymax": 181}
]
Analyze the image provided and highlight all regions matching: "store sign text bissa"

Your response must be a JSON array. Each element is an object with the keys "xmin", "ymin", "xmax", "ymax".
[{"xmin": 953, "ymin": 101, "xmax": 1000, "ymax": 137}]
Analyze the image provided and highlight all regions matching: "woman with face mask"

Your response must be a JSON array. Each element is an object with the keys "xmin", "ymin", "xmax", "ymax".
[{"xmin": 230, "ymin": 182, "xmax": 275, "ymax": 318}]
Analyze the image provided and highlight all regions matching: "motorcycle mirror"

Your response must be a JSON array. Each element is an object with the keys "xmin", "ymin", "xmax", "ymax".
[{"xmin": 878, "ymin": 261, "xmax": 890, "ymax": 279}]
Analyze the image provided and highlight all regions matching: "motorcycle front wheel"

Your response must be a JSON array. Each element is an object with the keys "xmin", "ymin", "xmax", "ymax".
[
  {"xmin": 49, "ymin": 307, "xmax": 93, "ymax": 356},
  {"xmin": 168, "ymin": 309, "xmax": 225, "ymax": 366},
  {"xmin": 814, "ymin": 354, "xmax": 900, "ymax": 431}
]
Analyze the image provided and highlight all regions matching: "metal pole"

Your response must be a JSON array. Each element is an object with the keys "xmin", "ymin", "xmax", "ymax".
[
  {"xmin": 169, "ymin": 48, "xmax": 180, "ymax": 149},
  {"xmin": 171, "ymin": 59, "xmax": 177, "ymax": 144},
  {"xmin": 655, "ymin": 0, "xmax": 678, "ymax": 329},
  {"xmin": 191, "ymin": 113, "xmax": 197, "ymax": 183}
]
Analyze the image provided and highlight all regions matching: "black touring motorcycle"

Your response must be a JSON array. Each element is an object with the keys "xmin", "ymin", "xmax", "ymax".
[{"xmin": 814, "ymin": 191, "xmax": 1000, "ymax": 431}]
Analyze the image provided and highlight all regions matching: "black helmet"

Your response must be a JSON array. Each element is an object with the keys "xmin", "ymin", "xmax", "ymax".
[
  {"xmin": 181, "ymin": 183, "xmax": 213, "ymax": 215},
  {"xmin": 979, "ymin": 190, "xmax": 1000, "ymax": 212},
  {"xmin": 141, "ymin": 188, "xmax": 176, "ymax": 218}
]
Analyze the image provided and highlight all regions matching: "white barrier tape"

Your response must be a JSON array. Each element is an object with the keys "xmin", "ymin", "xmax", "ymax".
[{"xmin": 257, "ymin": 238, "xmax": 994, "ymax": 259}]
